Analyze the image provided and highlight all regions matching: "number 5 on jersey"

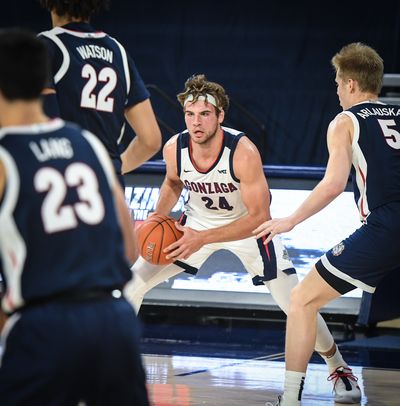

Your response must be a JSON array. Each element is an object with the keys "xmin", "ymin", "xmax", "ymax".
[{"xmin": 378, "ymin": 119, "xmax": 400, "ymax": 149}]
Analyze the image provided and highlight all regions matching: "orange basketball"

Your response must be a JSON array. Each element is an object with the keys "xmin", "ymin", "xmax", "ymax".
[{"xmin": 137, "ymin": 214, "xmax": 183, "ymax": 265}]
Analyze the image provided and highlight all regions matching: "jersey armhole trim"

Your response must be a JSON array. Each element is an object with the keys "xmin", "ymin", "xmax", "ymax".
[
  {"xmin": 342, "ymin": 111, "xmax": 360, "ymax": 148},
  {"xmin": 39, "ymin": 31, "xmax": 70, "ymax": 84},
  {"xmin": 0, "ymin": 159, "xmax": 6, "ymax": 206},
  {"xmin": 110, "ymin": 36, "xmax": 130, "ymax": 95},
  {"xmin": 229, "ymin": 133, "xmax": 244, "ymax": 183},
  {"xmin": 176, "ymin": 132, "xmax": 185, "ymax": 177},
  {"xmin": 81, "ymin": 130, "xmax": 116, "ymax": 188}
]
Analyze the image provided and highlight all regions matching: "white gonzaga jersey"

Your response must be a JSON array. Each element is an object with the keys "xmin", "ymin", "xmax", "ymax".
[{"xmin": 177, "ymin": 127, "xmax": 247, "ymax": 230}]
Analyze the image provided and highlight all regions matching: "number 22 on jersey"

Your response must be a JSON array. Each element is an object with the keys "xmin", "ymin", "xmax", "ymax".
[{"xmin": 80, "ymin": 64, "xmax": 116, "ymax": 113}]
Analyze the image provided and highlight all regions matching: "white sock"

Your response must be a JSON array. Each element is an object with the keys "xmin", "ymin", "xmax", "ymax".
[
  {"xmin": 124, "ymin": 256, "xmax": 184, "ymax": 312},
  {"xmin": 320, "ymin": 345, "xmax": 348, "ymax": 374},
  {"xmin": 281, "ymin": 370, "xmax": 305, "ymax": 405}
]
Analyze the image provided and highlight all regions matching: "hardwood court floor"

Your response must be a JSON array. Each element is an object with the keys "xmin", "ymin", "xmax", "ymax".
[{"xmin": 143, "ymin": 354, "xmax": 400, "ymax": 406}]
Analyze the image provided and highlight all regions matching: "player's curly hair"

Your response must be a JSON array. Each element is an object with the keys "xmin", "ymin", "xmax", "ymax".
[
  {"xmin": 39, "ymin": 0, "xmax": 109, "ymax": 21},
  {"xmin": 177, "ymin": 74, "xmax": 229, "ymax": 114}
]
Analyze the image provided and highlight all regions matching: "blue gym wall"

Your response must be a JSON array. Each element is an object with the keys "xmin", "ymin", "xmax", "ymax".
[{"xmin": 3, "ymin": 0, "xmax": 400, "ymax": 165}]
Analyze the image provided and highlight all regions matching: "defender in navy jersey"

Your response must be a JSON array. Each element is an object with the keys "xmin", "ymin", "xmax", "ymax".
[
  {"xmin": 39, "ymin": 0, "xmax": 161, "ymax": 185},
  {"xmin": 125, "ymin": 74, "xmax": 359, "ymax": 403},
  {"xmin": 254, "ymin": 43, "xmax": 398, "ymax": 405},
  {"xmin": 0, "ymin": 30, "xmax": 149, "ymax": 406}
]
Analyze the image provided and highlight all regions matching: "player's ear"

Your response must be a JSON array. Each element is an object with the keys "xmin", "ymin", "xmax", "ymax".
[
  {"xmin": 218, "ymin": 109, "xmax": 225, "ymax": 124},
  {"xmin": 348, "ymin": 78, "xmax": 357, "ymax": 93}
]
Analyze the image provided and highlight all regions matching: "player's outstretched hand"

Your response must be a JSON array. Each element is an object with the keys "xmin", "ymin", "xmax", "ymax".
[
  {"xmin": 253, "ymin": 217, "xmax": 295, "ymax": 244},
  {"xmin": 164, "ymin": 223, "xmax": 203, "ymax": 261}
]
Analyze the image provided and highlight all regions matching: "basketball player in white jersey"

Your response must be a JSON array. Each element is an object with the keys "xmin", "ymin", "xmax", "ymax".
[{"xmin": 125, "ymin": 74, "xmax": 361, "ymax": 404}]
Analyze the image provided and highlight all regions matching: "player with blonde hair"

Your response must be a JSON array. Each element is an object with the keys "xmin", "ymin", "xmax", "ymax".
[{"xmin": 254, "ymin": 42, "xmax": 397, "ymax": 405}]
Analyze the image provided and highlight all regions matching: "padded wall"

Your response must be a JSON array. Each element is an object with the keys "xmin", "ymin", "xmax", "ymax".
[{"xmin": 5, "ymin": 1, "xmax": 400, "ymax": 164}]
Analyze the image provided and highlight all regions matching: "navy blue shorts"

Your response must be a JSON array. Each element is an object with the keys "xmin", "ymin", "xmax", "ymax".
[
  {"xmin": 0, "ymin": 296, "xmax": 149, "ymax": 406},
  {"xmin": 316, "ymin": 201, "xmax": 400, "ymax": 294}
]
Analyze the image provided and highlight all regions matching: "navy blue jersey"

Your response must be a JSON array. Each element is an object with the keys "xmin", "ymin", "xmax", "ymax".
[
  {"xmin": 0, "ymin": 119, "xmax": 131, "ymax": 314},
  {"xmin": 39, "ymin": 22, "xmax": 150, "ymax": 171},
  {"xmin": 344, "ymin": 101, "xmax": 400, "ymax": 220}
]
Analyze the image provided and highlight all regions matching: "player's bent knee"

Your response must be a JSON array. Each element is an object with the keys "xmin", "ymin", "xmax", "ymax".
[{"xmin": 289, "ymin": 284, "xmax": 320, "ymax": 313}]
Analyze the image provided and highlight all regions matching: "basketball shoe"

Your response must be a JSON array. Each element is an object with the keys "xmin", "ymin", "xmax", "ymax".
[
  {"xmin": 265, "ymin": 395, "xmax": 282, "ymax": 406},
  {"xmin": 265, "ymin": 395, "xmax": 299, "ymax": 406},
  {"xmin": 328, "ymin": 366, "xmax": 361, "ymax": 404}
]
